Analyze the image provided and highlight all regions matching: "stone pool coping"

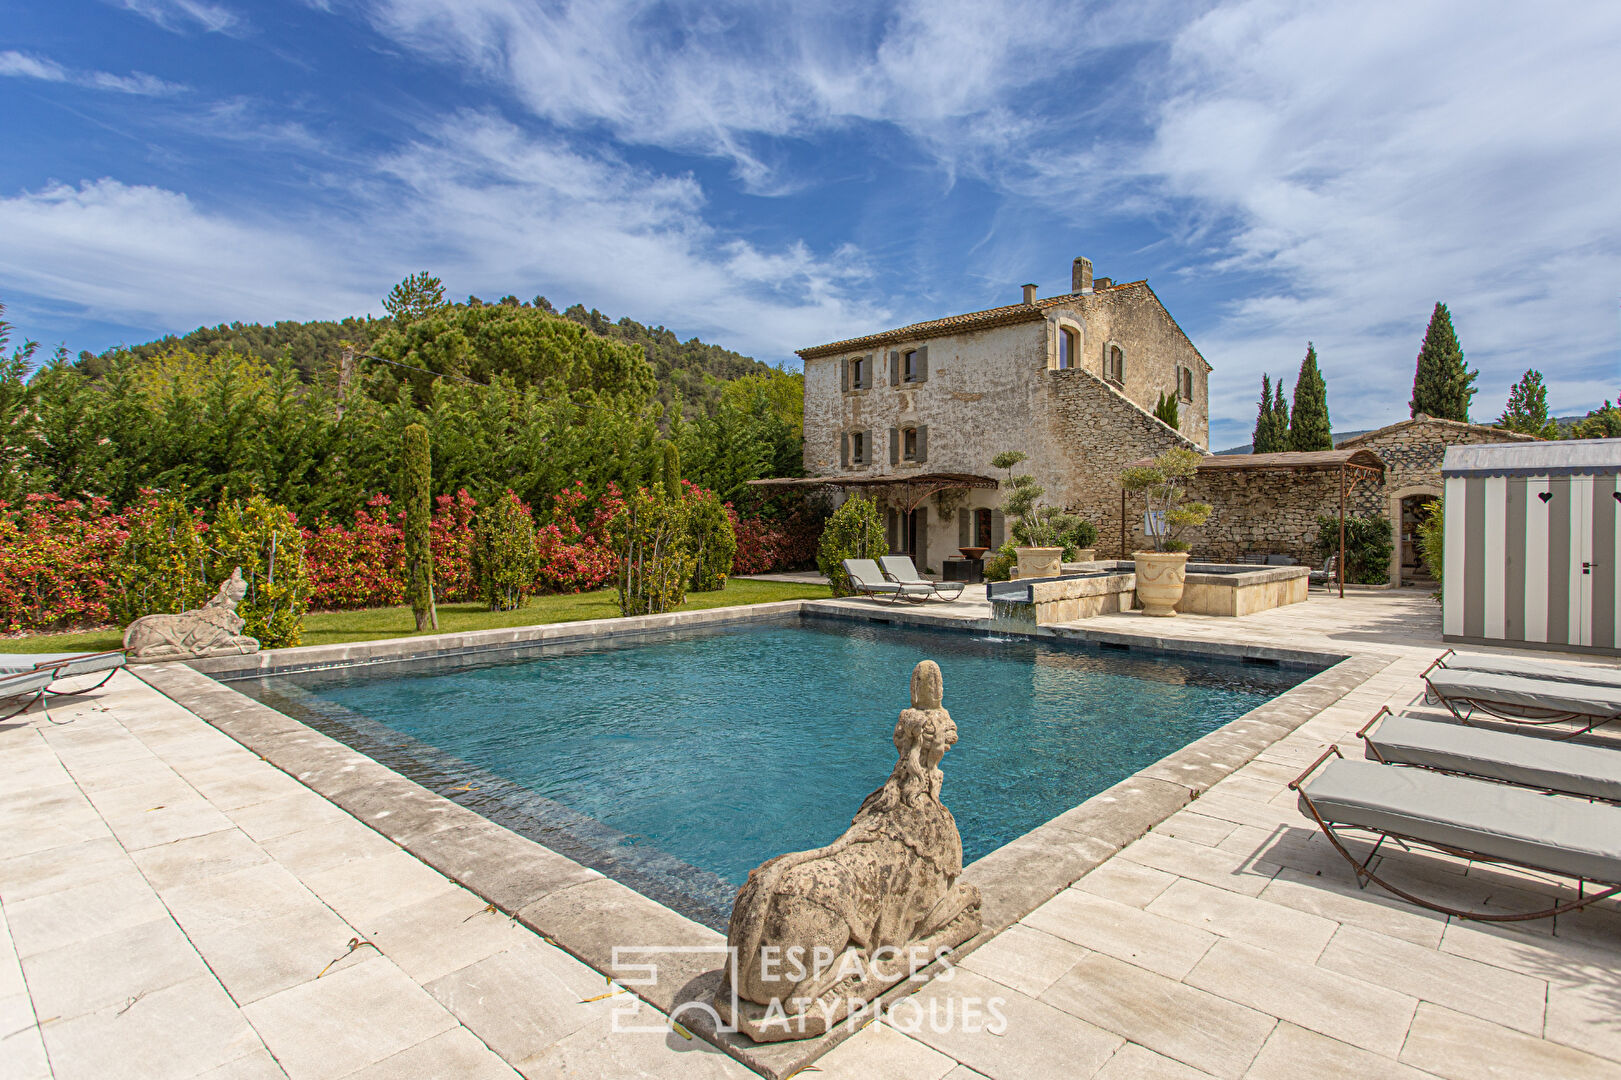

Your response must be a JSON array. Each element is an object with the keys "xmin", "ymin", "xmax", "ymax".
[{"xmin": 133, "ymin": 599, "xmax": 1394, "ymax": 1080}]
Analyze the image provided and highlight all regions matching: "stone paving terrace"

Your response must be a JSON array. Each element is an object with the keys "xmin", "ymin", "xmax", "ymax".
[{"xmin": 5, "ymin": 588, "xmax": 1621, "ymax": 1079}]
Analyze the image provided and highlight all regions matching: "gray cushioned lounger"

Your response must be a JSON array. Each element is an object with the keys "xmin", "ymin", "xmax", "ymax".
[
  {"xmin": 1427, "ymin": 669, "xmax": 1621, "ymax": 721},
  {"xmin": 1441, "ymin": 652, "xmax": 1621, "ymax": 691},
  {"xmin": 1, "ymin": 668, "xmax": 58, "ymax": 718},
  {"xmin": 1300, "ymin": 758, "xmax": 1621, "ymax": 885},
  {"xmin": 0, "ymin": 651, "xmax": 125, "ymax": 676},
  {"xmin": 1364, "ymin": 714, "xmax": 1621, "ymax": 802}
]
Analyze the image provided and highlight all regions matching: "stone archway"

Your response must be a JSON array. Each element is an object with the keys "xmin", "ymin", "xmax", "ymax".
[{"xmin": 1387, "ymin": 484, "xmax": 1441, "ymax": 586}]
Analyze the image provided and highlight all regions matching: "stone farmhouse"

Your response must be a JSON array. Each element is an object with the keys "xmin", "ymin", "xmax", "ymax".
[{"xmin": 791, "ymin": 257, "xmax": 1209, "ymax": 569}]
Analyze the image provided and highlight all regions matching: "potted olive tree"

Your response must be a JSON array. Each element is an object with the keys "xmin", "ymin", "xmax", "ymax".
[
  {"xmin": 992, "ymin": 451, "xmax": 1064, "ymax": 579},
  {"xmin": 1119, "ymin": 448, "xmax": 1212, "ymax": 616}
]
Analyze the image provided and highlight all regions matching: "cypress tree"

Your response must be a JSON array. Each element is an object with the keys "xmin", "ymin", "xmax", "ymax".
[
  {"xmin": 1289, "ymin": 343, "xmax": 1332, "ymax": 451},
  {"xmin": 1410, "ymin": 301, "xmax": 1476, "ymax": 420},
  {"xmin": 402, "ymin": 423, "xmax": 437, "ymax": 631},
  {"xmin": 661, "ymin": 440, "xmax": 681, "ymax": 500},
  {"xmin": 1271, "ymin": 382, "xmax": 1289, "ymax": 449},
  {"xmin": 1153, "ymin": 390, "xmax": 1180, "ymax": 430},
  {"xmin": 1251, "ymin": 374, "xmax": 1273, "ymax": 452}
]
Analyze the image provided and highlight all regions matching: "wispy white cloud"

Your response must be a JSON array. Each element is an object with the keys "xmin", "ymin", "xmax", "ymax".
[
  {"xmin": 0, "ymin": 49, "xmax": 185, "ymax": 96},
  {"xmin": 111, "ymin": 0, "xmax": 244, "ymax": 36},
  {"xmin": 0, "ymin": 115, "xmax": 888, "ymax": 358}
]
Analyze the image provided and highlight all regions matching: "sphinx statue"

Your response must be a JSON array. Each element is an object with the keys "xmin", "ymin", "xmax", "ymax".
[
  {"xmin": 716, "ymin": 660, "xmax": 982, "ymax": 1041},
  {"xmin": 123, "ymin": 568, "xmax": 261, "ymax": 662}
]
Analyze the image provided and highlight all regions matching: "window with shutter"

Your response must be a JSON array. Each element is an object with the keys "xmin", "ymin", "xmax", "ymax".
[
  {"xmin": 1058, "ymin": 327, "xmax": 1076, "ymax": 370},
  {"xmin": 902, "ymin": 349, "xmax": 916, "ymax": 381},
  {"xmin": 1105, "ymin": 344, "xmax": 1125, "ymax": 385},
  {"xmin": 902, "ymin": 427, "xmax": 917, "ymax": 461},
  {"xmin": 851, "ymin": 430, "xmax": 864, "ymax": 465},
  {"xmin": 848, "ymin": 356, "xmax": 863, "ymax": 391},
  {"xmin": 1179, "ymin": 366, "xmax": 1194, "ymax": 402}
]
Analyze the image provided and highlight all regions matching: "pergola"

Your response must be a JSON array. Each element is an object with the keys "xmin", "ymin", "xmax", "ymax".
[
  {"xmin": 1123, "ymin": 449, "xmax": 1385, "ymax": 598},
  {"xmin": 746, "ymin": 472, "xmax": 999, "ymax": 513}
]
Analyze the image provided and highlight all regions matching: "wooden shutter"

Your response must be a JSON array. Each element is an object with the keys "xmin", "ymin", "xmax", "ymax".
[
  {"xmin": 959, "ymin": 509, "xmax": 971, "ymax": 548},
  {"xmin": 840, "ymin": 432, "xmax": 849, "ymax": 468},
  {"xmin": 916, "ymin": 345, "xmax": 929, "ymax": 383},
  {"xmin": 863, "ymin": 429, "xmax": 873, "ymax": 464},
  {"xmin": 915, "ymin": 507, "xmax": 928, "ymax": 571},
  {"xmin": 862, "ymin": 354, "xmax": 874, "ymax": 389},
  {"xmin": 889, "ymin": 351, "xmax": 900, "ymax": 386},
  {"xmin": 841, "ymin": 358, "xmax": 850, "ymax": 393},
  {"xmin": 991, "ymin": 509, "xmax": 1005, "ymax": 548},
  {"xmin": 889, "ymin": 427, "xmax": 900, "ymax": 465},
  {"xmin": 916, "ymin": 424, "xmax": 927, "ymax": 463},
  {"xmin": 886, "ymin": 508, "xmax": 898, "ymax": 553}
]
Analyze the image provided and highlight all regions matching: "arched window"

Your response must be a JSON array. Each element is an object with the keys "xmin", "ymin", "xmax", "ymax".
[
  {"xmin": 1105, "ymin": 343, "xmax": 1125, "ymax": 384},
  {"xmin": 1057, "ymin": 327, "xmax": 1077, "ymax": 370}
]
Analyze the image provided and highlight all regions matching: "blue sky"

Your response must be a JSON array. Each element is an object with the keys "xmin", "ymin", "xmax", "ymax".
[{"xmin": 3, "ymin": 0, "xmax": 1618, "ymax": 448}]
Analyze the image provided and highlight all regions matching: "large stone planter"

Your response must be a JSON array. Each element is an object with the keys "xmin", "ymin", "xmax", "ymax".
[
  {"xmin": 1014, "ymin": 546, "xmax": 1064, "ymax": 580},
  {"xmin": 1133, "ymin": 551, "xmax": 1190, "ymax": 617}
]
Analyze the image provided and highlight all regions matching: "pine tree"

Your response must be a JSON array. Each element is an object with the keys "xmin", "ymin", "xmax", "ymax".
[
  {"xmin": 1251, "ymin": 374, "xmax": 1274, "ymax": 452},
  {"xmin": 383, "ymin": 272, "xmax": 446, "ymax": 324},
  {"xmin": 1289, "ymin": 343, "xmax": 1332, "ymax": 451},
  {"xmin": 1410, "ymin": 302, "xmax": 1476, "ymax": 420},
  {"xmin": 1497, "ymin": 369, "xmax": 1558, "ymax": 439},
  {"xmin": 402, "ymin": 423, "xmax": 437, "ymax": 631}
]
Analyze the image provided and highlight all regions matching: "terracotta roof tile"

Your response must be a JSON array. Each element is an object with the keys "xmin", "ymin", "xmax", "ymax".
[{"xmin": 796, "ymin": 281, "xmax": 1149, "ymax": 359}]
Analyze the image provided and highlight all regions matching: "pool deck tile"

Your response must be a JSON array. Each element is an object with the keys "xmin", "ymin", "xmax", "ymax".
[{"xmin": 7, "ymin": 589, "xmax": 1621, "ymax": 1078}]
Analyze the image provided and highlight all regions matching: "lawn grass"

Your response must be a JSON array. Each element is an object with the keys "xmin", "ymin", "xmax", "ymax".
[{"xmin": 1, "ymin": 578, "xmax": 829, "ymax": 655}]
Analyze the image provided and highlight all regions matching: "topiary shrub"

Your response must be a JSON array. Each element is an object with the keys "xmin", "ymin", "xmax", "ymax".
[
  {"xmin": 113, "ymin": 490, "xmax": 210, "ymax": 624},
  {"xmin": 983, "ymin": 542, "xmax": 1018, "ymax": 582},
  {"xmin": 209, "ymin": 493, "xmax": 310, "ymax": 648},
  {"xmin": 473, "ymin": 489, "xmax": 538, "ymax": 611},
  {"xmin": 816, "ymin": 497, "xmax": 886, "ymax": 596},
  {"xmin": 610, "ymin": 486, "xmax": 693, "ymax": 615},
  {"xmin": 402, "ymin": 423, "xmax": 437, "ymax": 631},
  {"xmin": 685, "ymin": 484, "xmax": 737, "ymax": 592},
  {"xmin": 1313, "ymin": 513, "xmax": 1394, "ymax": 585}
]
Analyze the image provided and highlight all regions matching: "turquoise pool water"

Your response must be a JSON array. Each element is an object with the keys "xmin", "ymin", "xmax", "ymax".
[{"xmin": 236, "ymin": 617, "xmax": 1313, "ymax": 928}]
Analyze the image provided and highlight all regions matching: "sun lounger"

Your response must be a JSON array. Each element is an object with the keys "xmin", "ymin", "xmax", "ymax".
[
  {"xmin": 1422, "ymin": 667, "xmax": 1621, "ymax": 737},
  {"xmin": 1, "ymin": 667, "xmax": 60, "ymax": 721},
  {"xmin": 841, "ymin": 559, "xmax": 932, "ymax": 604},
  {"xmin": 1358, "ymin": 707, "xmax": 1621, "ymax": 802},
  {"xmin": 1425, "ymin": 648, "xmax": 1621, "ymax": 691},
  {"xmin": 0, "ymin": 650, "xmax": 126, "ymax": 693},
  {"xmin": 878, "ymin": 556, "xmax": 964, "ymax": 601},
  {"xmin": 1291, "ymin": 749, "xmax": 1621, "ymax": 920}
]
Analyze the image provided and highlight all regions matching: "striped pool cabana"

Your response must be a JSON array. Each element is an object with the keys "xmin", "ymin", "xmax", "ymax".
[{"xmin": 1442, "ymin": 440, "xmax": 1621, "ymax": 654}]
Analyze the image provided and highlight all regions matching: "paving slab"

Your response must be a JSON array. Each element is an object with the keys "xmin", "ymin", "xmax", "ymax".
[{"xmin": 1401, "ymin": 1002, "xmax": 1621, "ymax": 1080}]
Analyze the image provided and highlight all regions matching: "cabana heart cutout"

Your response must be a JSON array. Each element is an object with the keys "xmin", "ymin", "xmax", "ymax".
[
  {"xmin": 1539, "ymin": 491, "xmax": 1553, "ymax": 503},
  {"xmin": 1614, "ymin": 491, "xmax": 1620, "ymax": 503}
]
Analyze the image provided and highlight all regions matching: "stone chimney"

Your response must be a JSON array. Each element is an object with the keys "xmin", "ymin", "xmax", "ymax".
[
  {"xmin": 1022, "ymin": 283, "xmax": 1038, "ymax": 305},
  {"xmin": 1094, "ymin": 276, "xmax": 1113, "ymax": 290},
  {"xmin": 1072, "ymin": 257, "xmax": 1093, "ymax": 293}
]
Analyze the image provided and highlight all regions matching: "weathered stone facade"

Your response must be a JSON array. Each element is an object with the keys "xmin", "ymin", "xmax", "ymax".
[
  {"xmin": 1179, "ymin": 417, "xmax": 1541, "ymax": 579},
  {"xmin": 1337, "ymin": 416, "xmax": 1538, "ymax": 583},
  {"xmin": 798, "ymin": 261, "xmax": 1210, "ymax": 567}
]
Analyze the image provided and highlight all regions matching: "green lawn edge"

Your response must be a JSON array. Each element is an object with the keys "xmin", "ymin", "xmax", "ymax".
[{"xmin": 1, "ymin": 579, "xmax": 829, "ymax": 655}]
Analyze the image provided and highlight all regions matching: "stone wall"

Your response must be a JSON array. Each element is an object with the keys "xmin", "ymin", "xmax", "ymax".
[
  {"xmin": 1339, "ymin": 416, "xmax": 1536, "ymax": 516},
  {"xmin": 1180, "ymin": 469, "xmax": 1346, "ymax": 565}
]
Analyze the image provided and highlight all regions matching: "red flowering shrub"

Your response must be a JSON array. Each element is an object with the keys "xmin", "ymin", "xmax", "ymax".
[
  {"xmin": 430, "ymin": 490, "xmax": 477, "ymax": 602},
  {"xmin": 0, "ymin": 494, "xmax": 128, "ymax": 632},
  {"xmin": 533, "ymin": 481, "xmax": 619, "ymax": 593},
  {"xmin": 730, "ymin": 505, "xmax": 824, "ymax": 574},
  {"xmin": 303, "ymin": 495, "xmax": 406, "ymax": 610}
]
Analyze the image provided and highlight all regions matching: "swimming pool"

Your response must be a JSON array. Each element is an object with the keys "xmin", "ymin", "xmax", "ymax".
[{"xmin": 235, "ymin": 616, "xmax": 1314, "ymax": 929}]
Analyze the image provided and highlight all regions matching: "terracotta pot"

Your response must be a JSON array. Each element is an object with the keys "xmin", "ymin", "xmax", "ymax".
[
  {"xmin": 1133, "ymin": 551, "xmax": 1190, "ymax": 617},
  {"xmin": 1015, "ymin": 546, "xmax": 1064, "ymax": 580}
]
